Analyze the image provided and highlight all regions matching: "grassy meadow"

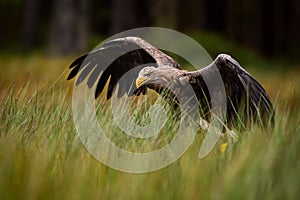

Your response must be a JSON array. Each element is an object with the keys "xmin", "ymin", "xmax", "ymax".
[{"xmin": 0, "ymin": 43, "xmax": 300, "ymax": 199}]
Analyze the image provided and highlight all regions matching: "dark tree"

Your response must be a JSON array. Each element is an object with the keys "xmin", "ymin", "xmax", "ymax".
[
  {"xmin": 151, "ymin": 0, "xmax": 178, "ymax": 29},
  {"xmin": 48, "ymin": 0, "xmax": 90, "ymax": 55},
  {"xmin": 110, "ymin": 0, "xmax": 137, "ymax": 34},
  {"xmin": 22, "ymin": 0, "xmax": 40, "ymax": 49}
]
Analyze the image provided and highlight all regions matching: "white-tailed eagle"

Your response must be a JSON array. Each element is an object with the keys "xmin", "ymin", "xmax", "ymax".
[{"xmin": 67, "ymin": 37, "xmax": 275, "ymax": 130}]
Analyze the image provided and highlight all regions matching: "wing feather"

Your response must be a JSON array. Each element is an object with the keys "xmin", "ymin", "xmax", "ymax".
[
  {"xmin": 216, "ymin": 54, "xmax": 275, "ymax": 128},
  {"xmin": 190, "ymin": 54, "xmax": 275, "ymax": 129},
  {"xmin": 67, "ymin": 37, "xmax": 180, "ymax": 99}
]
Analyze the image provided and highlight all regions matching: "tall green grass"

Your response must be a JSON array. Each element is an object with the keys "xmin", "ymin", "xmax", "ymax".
[{"xmin": 0, "ymin": 55, "xmax": 300, "ymax": 200}]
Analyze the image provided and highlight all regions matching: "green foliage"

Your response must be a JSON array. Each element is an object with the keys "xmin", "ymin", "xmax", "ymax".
[
  {"xmin": 190, "ymin": 31, "xmax": 296, "ymax": 71},
  {"xmin": 0, "ymin": 56, "xmax": 299, "ymax": 200}
]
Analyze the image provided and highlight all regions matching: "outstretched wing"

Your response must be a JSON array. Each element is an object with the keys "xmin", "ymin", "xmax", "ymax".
[
  {"xmin": 67, "ymin": 37, "xmax": 181, "ymax": 99},
  {"xmin": 189, "ymin": 54, "xmax": 275, "ymax": 129}
]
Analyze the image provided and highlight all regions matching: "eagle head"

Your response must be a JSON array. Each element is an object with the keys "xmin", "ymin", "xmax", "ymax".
[{"xmin": 135, "ymin": 66, "xmax": 183, "ymax": 90}]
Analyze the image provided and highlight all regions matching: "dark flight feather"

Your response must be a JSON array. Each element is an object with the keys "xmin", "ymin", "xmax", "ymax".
[
  {"xmin": 67, "ymin": 37, "xmax": 179, "ymax": 99},
  {"xmin": 186, "ymin": 54, "xmax": 275, "ymax": 129}
]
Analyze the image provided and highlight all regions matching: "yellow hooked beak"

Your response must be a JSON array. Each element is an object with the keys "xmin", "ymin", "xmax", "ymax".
[{"xmin": 136, "ymin": 76, "xmax": 150, "ymax": 88}]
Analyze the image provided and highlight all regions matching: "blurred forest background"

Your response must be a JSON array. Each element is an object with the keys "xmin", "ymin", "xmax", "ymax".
[
  {"xmin": 1, "ymin": 1, "xmax": 300, "ymax": 199},
  {"xmin": 0, "ymin": 0, "xmax": 299, "ymax": 62}
]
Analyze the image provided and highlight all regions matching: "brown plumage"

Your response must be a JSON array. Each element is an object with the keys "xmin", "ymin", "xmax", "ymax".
[{"xmin": 67, "ymin": 37, "xmax": 275, "ymax": 130}]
